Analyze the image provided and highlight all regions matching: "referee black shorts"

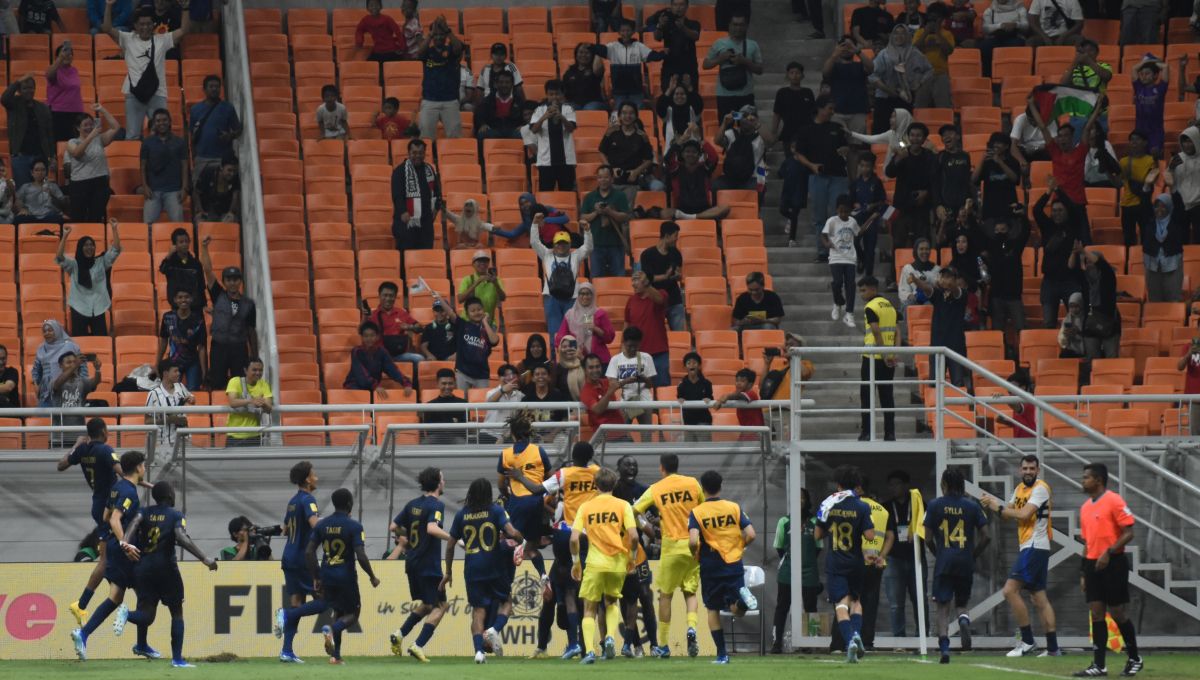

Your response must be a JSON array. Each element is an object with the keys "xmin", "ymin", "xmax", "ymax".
[{"xmin": 1082, "ymin": 553, "xmax": 1130, "ymax": 607}]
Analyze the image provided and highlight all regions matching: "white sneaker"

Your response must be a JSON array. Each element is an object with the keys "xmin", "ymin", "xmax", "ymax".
[
  {"xmin": 474, "ymin": 651, "xmax": 487, "ymax": 664},
  {"xmin": 831, "ymin": 304, "xmax": 843, "ymax": 321},
  {"xmin": 1007, "ymin": 641, "xmax": 1038, "ymax": 657},
  {"xmin": 842, "ymin": 311, "xmax": 856, "ymax": 328},
  {"xmin": 484, "ymin": 627, "xmax": 503, "ymax": 657}
]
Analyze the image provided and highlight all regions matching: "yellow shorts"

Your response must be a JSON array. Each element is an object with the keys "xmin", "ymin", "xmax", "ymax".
[
  {"xmin": 656, "ymin": 554, "xmax": 700, "ymax": 595},
  {"xmin": 580, "ymin": 570, "xmax": 625, "ymax": 602}
]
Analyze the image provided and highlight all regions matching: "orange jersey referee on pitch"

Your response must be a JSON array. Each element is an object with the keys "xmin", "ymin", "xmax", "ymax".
[{"xmin": 1074, "ymin": 463, "xmax": 1141, "ymax": 678}]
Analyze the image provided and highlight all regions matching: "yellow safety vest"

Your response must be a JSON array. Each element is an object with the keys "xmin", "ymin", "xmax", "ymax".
[{"xmin": 863, "ymin": 296, "xmax": 897, "ymax": 359}]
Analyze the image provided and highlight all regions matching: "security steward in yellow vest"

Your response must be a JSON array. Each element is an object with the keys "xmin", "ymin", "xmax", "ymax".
[{"xmin": 858, "ymin": 276, "xmax": 897, "ymax": 441}]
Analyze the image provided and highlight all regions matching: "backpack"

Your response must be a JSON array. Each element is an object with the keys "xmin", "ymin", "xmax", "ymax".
[
  {"xmin": 547, "ymin": 256, "xmax": 576, "ymax": 301},
  {"xmin": 129, "ymin": 36, "xmax": 159, "ymax": 105},
  {"xmin": 718, "ymin": 39, "xmax": 750, "ymax": 91},
  {"xmin": 723, "ymin": 132, "xmax": 758, "ymax": 184}
]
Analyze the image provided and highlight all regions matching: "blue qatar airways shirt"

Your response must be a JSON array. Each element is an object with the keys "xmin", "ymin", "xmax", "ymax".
[
  {"xmin": 395, "ymin": 495, "xmax": 446, "ymax": 577},
  {"xmin": 454, "ymin": 320, "xmax": 492, "ymax": 380},
  {"xmin": 282, "ymin": 489, "xmax": 319, "ymax": 571}
]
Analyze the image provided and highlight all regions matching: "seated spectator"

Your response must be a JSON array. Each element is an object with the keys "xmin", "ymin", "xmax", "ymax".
[
  {"xmin": 481, "ymin": 364, "xmax": 522, "ymax": 443},
  {"xmin": 101, "ymin": 2, "xmax": 190, "ymax": 141},
  {"xmin": 625, "ymin": 270, "xmax": 670, "ymax": 386},
  {"xmin": 356, "ymin": 0, "xmax": 407, "ymax": 62},
  {"xmin": 580, "ymin": 166, "xmax": 632, "ymax": 277},
  {"xmin": 713, "ymin": 367, "xmax": 766, "ymax": 434},
  {"xmin": 591, "ymin": 0, "xmax": 622, "ymax": 32},
  {"xmin": 851, "ymin": 0, "xmax": 896, "ymax": 50},
  {"xmin": 88, "ymin": 0, "xmax": 132, "ymax": 33},
  {"xmin": 421, "ymin": 368, "xmax": 468, "ymax": 444},
  {"xmin": 1143, "ymin": 193, "xmax": 1187, "ymax": 303},
  {"xmin": 605, "ymin": 325, "xmax": 656, "ymax": 425},
  {"xmin": 316, "ymin": 84, "xmax": 348, "ymax": 140},
  {"xmin": 457, "ymin": 250, "xmax": 505, "ymax": 325},
  {"xmin": 194, "ymin": 154, "xmax": 240, "ymax": 222},
  {"xmin": 19, "ymin": 0, "xmax": 66, "ymax": 33},
  {"xmin": 714, "ymin": 104, "xmax": 766, "ymax": 192},
  {"xmin": 0, "ymin": 344, "xmax": 19, "ymax": 409},
  {"xmin": 521, "ymin": 363, "xmax": 569, "ymax": 423},
  {"xmin": 732, "ymin": 271, "xmax": 784, "ymax": 330},
  {"xmin": 47, "ymin": 43, "xmax": 85, "ymax": 142},
  {"xmin": 595, "ymin": 19, "xmax": 663, "ymax": 111},
  {"xmin": 417, "ymin": 15, "xmax": 464, "ymax": 138},
  {"xmin": 639, "ymin": 221, "xmax": 686, "ymax": 331},
  {"xmin": 190, "ymin": 75, "xmax": 241, "ymax": 179},
  {"xmin": 668, "ymin": 139, "xmax": 731, "ymax": 220},
  {"xmin": 563, "ymin": 43, "xmax": 608, "ymax": 112},
  {"xmin": 3, "ymin": 73, "xmax": 56, "ymax": 188},
  {"xmin": 554, "ymin": 335, "xmax": 584, "ymax": 399},
  {"xmin": 1010, "ymin": 106, "xmax": 1048, "ymax": 168},
  {"xmin": 0, "ymin": 160, "xmax": 13, "ymax": 223},
  {"xmin": 947, "ymin": 0, "xmax": 979, "ymax": 48},
  {"xmin": 446, "ymin": 199, "xmax": 492, "ymax": 249},
  {"xmin": 391, "ymin": 138, "xmax": 442, "ymax": 251},
  {"xmin": 363, "ymin": 280, "xmax": 424, "ymax": 362},
  {"xmin": 474, "ymin": 70, "xmax": 524, "ymax": 140},
  {"xmin": 1027, "ymin": 0, "xmax": 1082, "ymax": 47},
  {"xmin": 531, "ymin": 214, "xmax": 593, "ymax": 336},
  {"xmin": 56, "ymin": 220, "xmax": 120, "ymax": 338},
  {"xmin": 677, "ymin": 351, "xmax": 714, "ymax": 437},
  {"xmin": 420, "ymin": 298, "xmax": 458, "ymax": 361},
  {"xmin": 911, "ymin": 4, "xmax": 955, "ymax": 108},
  {"xmin": 33, "ymin": 320, "xmax": 84, "ymax": 407},
  {"xmin": 50, "ymin": 351, "xmax": 101, "ymax": 446},
  {"xmin": 475, "ymin": 42, "xmax": 524, "ymax": 102},
  {"xmin": 376, "ymin": 96, "xmax": 415, "ymax": 140},
  {"xmin": 459, "ymin": 62, "xmax": 475, "ymax": 112},
  {"xmin": 14, "ymin": 157, "xmax": 65, "ymax": 224},
  {"xmin": 1070, "ymin": 246, "xmax": 1121, "ymax": 359},
  {"xmin": 979, "ymin": 0, "xmax": 1030, "ymax": 78},
  {"xmin": 65, "ymin": 106, "xmax": 120, "ymax": 222},
  {"xmin": 454, "ymin": 296, "xmax": 499, "ymax": 389},
  {"xmin": 158, "ymin": 289, "xmax": 207, "ymax": 390},
  {"xmin": 159, "ymin": 227, "xmax": 206, "ymax": 307},
  {"xmin": 144, "ymin": 358, "xmax": 194, "ymax": 447},
  {"xmin": 140, "ymin": 108, "xmax": 188, "ymax": 225},
  {"xmin": 656, "ymin": 76, "xmax": 704, "ymax": 149},
  {"xmin": 518, "ymin": 333, "xmax": 552, "ymax": 381},
  {"xmin": 556, "ymin": 282, "xmax": 615, "ymax": 364},
  {"xmin": 528, "ymin": 80, "xmax": 578, "ymax": 191},
  {"xmin": 482, "ymin": 192, "xmax": 571, "ymax": 245},
  {"xmin": 898, "ymin": 237, "xmax": 941, "ymax": 312},
  {"xmin": 1058, "ymin": 292, "xmax": 1085, "ymax": 358},
  {"xmin": 344, "ymin": 320, "xmax": 413, "ymax": 398},
  {"xmin": 225, "ymin": 357, "xmax": 273, "ymax": 447},
  {"xmin": 579, "ymin": 353, "xmax": 627, "ymax": 433},
  {"xmin": 601, "ymin": 103, "xmax": 665, "ymax": 196}
]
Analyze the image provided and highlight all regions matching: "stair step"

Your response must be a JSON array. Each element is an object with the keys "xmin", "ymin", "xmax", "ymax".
[{"xmin": 1138, "ymin": 562, "xmax": 1171, "ymax": 574}]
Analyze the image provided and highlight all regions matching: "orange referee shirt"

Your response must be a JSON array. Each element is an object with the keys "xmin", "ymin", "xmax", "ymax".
[{"xmin": 1080, "ymin": 490, "xmax": 1135, "ymax": 560}]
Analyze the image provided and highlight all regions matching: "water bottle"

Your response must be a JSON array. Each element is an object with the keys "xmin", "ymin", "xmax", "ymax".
[{"xmin": 807, "ymin": 616, "xmax": 819, "ymax": 637}]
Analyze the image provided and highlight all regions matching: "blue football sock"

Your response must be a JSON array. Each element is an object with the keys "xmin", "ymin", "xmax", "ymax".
[
  {"xmin": 850, "ymin": 613, "xmax": 863, "ymax": 636},
  {"xmin": 711, "ymin": 629, "xmax": 727, "ymax": 658},
  {"xmin": 399, "ymin": 612, "xmax": 423, "ymax": 637},
  {"xmin": 81, "ymin": 599, "xmax": 117, "ymax": 639},
  {"xmin": 333, "ymin": 628, "xmax": 343, "ymax": 659},
  {"xmin": 472, "ymin": 633, "xmax": 485, "ymax": 653},
  {"xmin": 332, "ymin": 620, "xmax": 348, "ymax": 635},
  {"xmin": 837, "ymin": 619, "xmax": 854, "ymax": 650},
  {"xmin": 136, "ymin": 618, "xmax": 148, "ymax": 649},
  {"xmin": 939, "ymin": 636, "xmax": 950, "ymax": 654},
  {"xmin": 282, "ymin": 615, "xmax": 299, "ymax": 656},
  {"xmin": 171, "ymin": 618, "xmax": 184, "ymax": 663},
  {"xmin": 492, "ymin": 614, "xmax": 509, "ymax": 633},
  {"xmin": 530, "ymin": 552, "xmax": 546, "ymax": 577},
  {"xmin": 415, "ymin": 623, "xmax": 436, "ymax": 647},
  {"xmin": 1020, "ymin": 625, "xmax": 1034, "ymax": 645},
  {"xmin": 79, "ymin": 587, "xmax": 95, "ymax": 610},
  {"xmin": 1046, "ymin": 631, "xmax": 1059, "ymax": 651},
  {"xmin": 567, "ymin": 612, "xmax": 580, "ymax": 647}
]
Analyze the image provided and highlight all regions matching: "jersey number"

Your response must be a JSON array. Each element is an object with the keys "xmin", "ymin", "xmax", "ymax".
[
  {"xmin": 408, "ymin": 520, "xmax": 422, "ymax": 548},
  {"xmin": 462, "ymin": 522, "xmax": 497, "ymax": 555},
  {"xmin": 145, "ymin": 527, "xmax": 161, "ymax": 553},
  {"xmin": 940, "ymin": 519, "xmax": 966, "ymax": 549},
  {"xmin": 286, "ymin": 516, "xmax": 298, "ymax": 544},
  {"xmin": 324, "ymin": 538, "xmax": 347, "ymax": 566},
  {"xmin": 832, "ymin": 522, "xmax": 855, "ymax": 551}
]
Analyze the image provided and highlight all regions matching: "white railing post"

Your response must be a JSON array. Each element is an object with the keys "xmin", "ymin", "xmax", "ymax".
[{"xmin": 935, "ymin": 352, "xmax": 945, "ymax": 439}]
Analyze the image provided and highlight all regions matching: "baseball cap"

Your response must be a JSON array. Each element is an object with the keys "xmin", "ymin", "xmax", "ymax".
[
  {"xmin": 432, "ymin": 298, "xmax": 445, "ymax": 310},
  {"xmin": 473, "ymin": 249, "xmax": 491, "ymax": 262},
  {"xmin": 222, "ymin": 266, "xmax": 243, "ymax": 279},
  {"xmin": 552, "ymin": 231, "xmax": 572, "ymax": 245}
]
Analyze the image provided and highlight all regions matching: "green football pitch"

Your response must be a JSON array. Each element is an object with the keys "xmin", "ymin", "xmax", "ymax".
[{"xmin": 3, "ymin": 653, "xmax": 1198, "ymax": 680}]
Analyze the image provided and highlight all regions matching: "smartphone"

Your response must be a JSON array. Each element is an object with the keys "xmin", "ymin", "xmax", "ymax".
[
  {"xmin": 764, "ymin": 347, "xmax": 781, "ymax": 358},
  {"xmin": 732, "ymin": 112, "xmax": 742, "ymax": 122},
  {"xmin": 565, "ymin": 339, "xmax": 578, "ymax": 349},
  {"xmin": 83, "ymin": 353, "xmax": 98, "ymax": 362},
  {"xmin": 487, "ymin": 267, "xmax": 497, "ymax": 276}
]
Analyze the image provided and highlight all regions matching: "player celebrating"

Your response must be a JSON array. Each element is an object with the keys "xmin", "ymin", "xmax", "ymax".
[
  {"xmin": 633, "ymin": 453, "xmax": 705, "ymax": 657},
  {"xmin": 508, "ymin": 442, "xmax": 599, "ymax": 659},
  {"xmin": 814, "ymin": 465, "xmax": 876, "ymax": 664},
  {"xmin": 688, "ymin": 470, "xmax": 758, "ymax": 665},
  {"xmin": 70, "ymin": 450, "xmax": 147, "ymax": 660},
  {"xmin": 923, "ymin": 469, "xmax": 989, "ymax": 664},
  {"xmin": 307, "ymin": 488, "xmax": 381, "ymax": 665},
  {"xmin": 57, "ymin": 418, "xmax": 120, "ymax": 626},
  {"xmin": 388, "ymin": 466, "xmax": 452, "ymax": 662},
  {"xmin": 118, "ymin": 481, "xmax": 218, "ymax": 668},
  {"xmin": 497, "ymin": 413, "xmax": 551, "ymax": 578},
  {"xmin": 571, "ymin": 467, "xmax": 637, "ymax": 665},
  {"xmin": 981, "ymin": 454, "xmax": 1061, "ymax": 657},
  {"xmin": 1074, "ymin": 463, "xmax": 1141, "ymax": 678},
  {"xmin": 613, "ymin": 455, "xmax": 658, "ymax": 658},
  {"xmin": 444, "ymin": 478, "xmax": 524, "ymax": 664},
  {"xmin": 273, "ymin": 462, "xmax": 327, "ymax": 663}
]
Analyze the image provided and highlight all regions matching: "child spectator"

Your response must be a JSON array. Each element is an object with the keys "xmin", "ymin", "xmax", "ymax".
[
  {"xmin": 344, "ymin": 321, "xmax": 412, "ymax": 399},
  {"xmin": 676, "ymin": 351, "xmax": 714, "ymax": 439},
  {"xmin": 821, "ymin": 194, "xmax": 861, "ymax": 329},
  {"xmin": 375, "ymin": 96, "xmax": 414, "ymax": 140},
  {"xmin": 605, "ymin": 325, "xmax": 656, "ymax": 426},
  {"xmin": 713, "ymin": 367, "xmax": 766, "ymax": 438},
  {"xmin": 445, "ymin": 198, "xmax": 492, "ymax": 249},
  {"xmin": 1133, "ymin": 56, "xmax": 1168, "ymax": 158},
  {"xmin": 454, "ymin": 296, "xmax": 499, "ymax": 389},
  {"xmin": 316, "ymin": 84, "xmax": 348, "ymax": 140},
  {"xmin": 850, "ymin": 153, "xmax": 887, "ymax": 277},
  {"xmin": 356, "ymin": 0, "xmax": 407, "ymax": 62},
  {"xmin": 1119, "ymin": 130, "xmax": 1157, "ymax": 247}
]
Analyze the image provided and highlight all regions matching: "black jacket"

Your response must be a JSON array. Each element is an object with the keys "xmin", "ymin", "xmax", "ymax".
[
  {"xmin": 1035, "ymin": 190, "xmax": 1085, "ymax": 281},
  {"xmin": 1140, "ymin": 193, "xmax": 1188, "ymax": 259},
  {"xmin": 473, "ymin": 93, "xmax": 524, "ymax": 133}
]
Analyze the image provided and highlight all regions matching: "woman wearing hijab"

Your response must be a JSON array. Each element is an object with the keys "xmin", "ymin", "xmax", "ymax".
[
  {"xmin": 32, "ymin": 319, "xmax": 86, "ymax": 407},
  {"xmin": 555, "ymin": 281, "xmax": 615, "ymax": 364},
  {"xmin": 850, "ymin": 107, "xmax": 917, "ymax": 168},
  {"xmin": 656, "ymin": 80, "xmax": 704, "ymax": 150},
  {"xmin": 1143, "ymin": 193, "xmax": 1187, "ymax": 302},
  {"xmin": 553, "ymin": 334, "xmax": 585, "ymax": 399},
  {"xmin": 1057, "ymin": 292, "xmax": 1086, "ymax": 358},
  {"xmin": 54, "ymin": 220, "xmax": 122, "ymax": 336},
  {"xmin": 1070, "ymin": 246, "xmax": 1122, "ymax": 360},
  {"xmin": 517, "ymin": 333, "xmax": 552, "ymax": 384},
  {"xmin": 483, "ymin": 193, "xmax": 573, "ymax": 246},
  {"xmin": 949, "ymin": 232, "xmax": 984, "ymax": 290},
  {"xmin": 898, "ymin": 237, "xmax": 940, "ymax": 311}
]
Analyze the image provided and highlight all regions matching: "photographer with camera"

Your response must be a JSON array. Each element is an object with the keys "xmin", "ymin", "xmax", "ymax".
[{"xmin": 221, "ymin": 516, "xmax": 284, "ymax": 561}]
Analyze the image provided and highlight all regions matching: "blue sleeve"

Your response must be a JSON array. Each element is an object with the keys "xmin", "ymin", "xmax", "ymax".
[
  {"xmin": 545, "ymin": 211, "xmax": 569, "ymax": 225},
  {"xmin": 974, "ymin": 503, "xmax": 988, "ymax": 528},
  {"xmin": 433, "ymin": 500, "xmax": 445, "ymax": 526},
  {"xmin": 539, "ymin": 448, "xmax": 551, "ymax": 476},
  {"xmin": 380, "ymin": 353, "xmax": 410, "ymax": 385},
  {"xmin": 302, "ymin": 495, "xmax": 317, "ymax": 522},
  {"xmin": 687, "ymin": 513, "xmax": 698, "ymax": 530},
  {"xmin": 308, "ymin": 524, "xmax": 324, "ymax": 549},
  {"xmin": 67, "ymin": 443, "xmax": 83, "ymax": 465},
  {"xmin": 740, "ymin": 511, "xmax": 751, "ymax": 529},
  {"xmin": 88, "ymin": 0, "xmax": 103, "ymax": 26},
  {"xmin": 448, "ymin": 513, "xmax": 462, "ymax": 540},
  {"xmin": 490, "ymin": 220, "xmax": 532, "ymax": 239},
  {"xmin": 351, "ymin": 521, "xmax": 365, "ymax": 548},
  {"xmin": 496, "ymin": 452, "xmax": 506, "ymax": 474},
  {"xmin": 496, "ymin": 507, "xmax": 511, "ymax": 526}
]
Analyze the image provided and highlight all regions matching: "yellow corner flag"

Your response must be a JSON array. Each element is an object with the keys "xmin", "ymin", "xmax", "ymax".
[{"xmin": 911, "ymin": 487, "xmax": 926, "ymax": 541}]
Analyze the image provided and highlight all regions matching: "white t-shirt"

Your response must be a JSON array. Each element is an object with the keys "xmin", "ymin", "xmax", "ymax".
[
  {"xmin": 605, "ymin": 351, "xmax": 655, "ymax": 401},
  {"xmin": 317, "ymin": 102, "xmax": 348, "ymax": 138},
  {"xmin": 1029, "ymin": 0, "xmax": 1082, "ymax": 38},
  {"xmin": 119, "ymin": 32, "xmax": 175, "ymax": 100},
  {"xmin": 146, "ymin": 381, "xmax": 192, "ymax": 446},
  {"xmin": 475, "ymin": 63, "xmax": 523, "ymax": 98},
  {"xmin": 822, "ymin": 215, "xmax": 861, "ymax": 266},
  {"xmin": 531, "ymin": 103, "xmax": 578, "ymax": 166},
  {"xmin": 1010, "ymin": 113, "xmax": 1045, "ymax": 152},
  {"xmin": 482, "ymin": 385, "xmax": 523, "ymax": 438}
]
